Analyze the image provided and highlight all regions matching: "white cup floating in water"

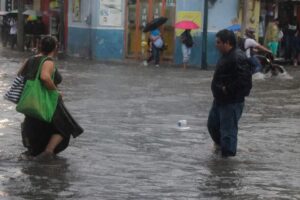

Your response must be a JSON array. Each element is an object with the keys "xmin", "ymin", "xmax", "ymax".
[{"xmin": 177, "ymin": 120, "xmax": 190, "ymax": 131}]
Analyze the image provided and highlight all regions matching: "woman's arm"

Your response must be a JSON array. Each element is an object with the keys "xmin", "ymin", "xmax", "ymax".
[{"xmin": 40, "ymin": 60, "xmax": 57, "ymax": 90}]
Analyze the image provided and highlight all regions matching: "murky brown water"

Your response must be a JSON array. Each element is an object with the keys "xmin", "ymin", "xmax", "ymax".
[{"xmin": 0, "ymin": 50, "xmax": 299, "ymax": 199}]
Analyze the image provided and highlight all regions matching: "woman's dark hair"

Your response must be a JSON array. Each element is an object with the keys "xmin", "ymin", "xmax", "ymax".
[
  {"xmin": 216, "ymin": 29, "xmax": 236, "ymax": 48},
  {"xmin": 40, "ymin": 36, "xmax": 57, "ymax": 55}
]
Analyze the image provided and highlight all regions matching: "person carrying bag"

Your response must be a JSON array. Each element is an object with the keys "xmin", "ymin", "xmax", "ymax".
[
  {"xmin": 16, "ymin": 56, "xmax": 59, "ymax": 123},
  {"xmin": 16, "ymin": 36, "xmax": 83, "ymax": 159},
  {"xmin": 180, "ymin": 29, "xmax": 194, "ymax": 69}
]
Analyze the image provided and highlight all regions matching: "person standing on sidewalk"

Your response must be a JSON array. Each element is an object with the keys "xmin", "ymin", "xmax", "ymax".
[
  {"xmin": 180, "ymin": 29, "xmax": 193, "ymax": 69},
  {"xmin": 144, "ymin": 28, "xmax": 163, "ymax": 67},
  {"xmin": 207, "ymin": 29, "xmax": 252, "ymax": 157},
  {"xmin": 264, "ymin": 18, "xmax": 280, "ymax": 56},
  {"xmin": 9, "ymin": 17, "xmax": 17, "ymax": 49},
  {"xmin": 1, "ymin": 16, "xmax": 10, "ymax": 47}
]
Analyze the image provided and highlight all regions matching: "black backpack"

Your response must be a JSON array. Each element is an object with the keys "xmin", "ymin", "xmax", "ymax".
[
  {"xmin": 235, "ymin": 49, "xmax": 253, "ymax": 97},
  {"xmin": 237, "ymin": 37, "xmax": 246, "ymax": 51},
  {"xmin": 237, "ymin": 37, "xmax": 257, "ymax": 73},
  {"xmin": 185, "ymin": 34, "xmax": 193, "ymax": 47},
  {"xmin": 238, "ymin": 37, "xmax": 255, "ymax": 55},
  {"xmin": 181, "ymin": 31, "xmax": 194, "ymax": 47}
]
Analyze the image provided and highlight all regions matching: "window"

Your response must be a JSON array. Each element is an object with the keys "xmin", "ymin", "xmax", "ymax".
[{"xmin": 72, "ymin": 0, "xmax": 81, "ymax": 22}]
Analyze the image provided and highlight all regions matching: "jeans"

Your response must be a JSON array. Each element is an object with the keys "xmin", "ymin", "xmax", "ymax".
[
  {"xmin": 284, "ymin": 35, "xmax": 296, "ymax": 60},
  {"xmin": 249, "ymin": 56, "xmax": 262, "ymax": 74},
  {"xmin": 147, "ymin": 44, "xmax": 160, "ymax": 65},
  {"xmin": 182, "ymin": 44, "xmax": 191, "ymax": 63},
  {"xmin": 207, "ymin": 101, "xmax": 244, "ymax": 157},
  {"xmin": 10, "ymin": 34, "xmax": 17, "ymax": 49}
]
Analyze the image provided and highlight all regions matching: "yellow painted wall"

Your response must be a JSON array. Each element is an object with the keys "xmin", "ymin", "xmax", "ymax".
[
  {"xmin": 175, "ymin": 11, "xmax": 201, "ymax": 36},
  {"xmin": 33, "ymin": 0, "xmax": 41, "ymax": 10},
  {"xmin": 238, "ymin": 0, "xmax": 261, "ymax": 39}
]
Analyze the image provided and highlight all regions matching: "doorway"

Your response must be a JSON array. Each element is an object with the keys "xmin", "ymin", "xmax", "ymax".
[{"xmin": 126, "ymin": 0, "xmax": 176, "ymax": 60}]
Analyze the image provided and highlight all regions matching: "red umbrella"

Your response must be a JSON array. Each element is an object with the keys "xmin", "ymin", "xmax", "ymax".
[{"xmin": 175, "ymin": 20, "xmax": 200, "ymax": 29}]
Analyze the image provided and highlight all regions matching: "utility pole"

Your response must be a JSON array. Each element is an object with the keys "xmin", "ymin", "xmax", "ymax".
[
  {"xmin": 201, "ymin": 0, "xmax": 208, "ymax": 69},
  {"xmin": 58, "ymin": 0, "xmax": 65, "ymax": 57},
  {"xmin": 58, "ymin": 0, "xmax": 65, "ymax": 52},
  {"xmin": 241, "ymin": 0, "xmax": 249, "ymax": 37},
  {"xmin": 17, "ymin": 0, "xmax": 24, "ymax": 51}
]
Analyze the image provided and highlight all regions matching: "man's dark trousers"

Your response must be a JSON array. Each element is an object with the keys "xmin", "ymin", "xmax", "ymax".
[{"xmin": 207, "ymin": 100, "xmax": 244, "ymax": 156}]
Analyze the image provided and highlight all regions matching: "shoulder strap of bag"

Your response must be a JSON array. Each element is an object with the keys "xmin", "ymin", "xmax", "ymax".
[
  {"xmin": 17, "ymin": 56, "xmax": 35, "ymax": 76},
  {"xmin": 35, "ymin": 56, "xmax": 55, "ymax": 80}
]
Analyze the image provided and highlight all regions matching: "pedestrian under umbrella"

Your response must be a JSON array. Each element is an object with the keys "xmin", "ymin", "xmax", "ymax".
[
  {"xmin": 175, "ymin": 20, "xmax": 198, "ymax": 69},
  {"xmin": 180, "ymin": 29, "xmax": 194, "ymax": 69}
]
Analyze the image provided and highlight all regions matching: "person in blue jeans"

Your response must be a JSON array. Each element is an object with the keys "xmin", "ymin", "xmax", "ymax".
[
  {"xmin": 207, "ymin": 29, "xmax": 252, "ymax": 157},
  {"xmin": 144, "ymin": 29, "xmax": 163, "ymax": 67}
]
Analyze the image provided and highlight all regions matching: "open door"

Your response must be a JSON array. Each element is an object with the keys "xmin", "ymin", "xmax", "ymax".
[{"xmin": 125, "ymin": 0, "xmax": 176, "ymax": 61}]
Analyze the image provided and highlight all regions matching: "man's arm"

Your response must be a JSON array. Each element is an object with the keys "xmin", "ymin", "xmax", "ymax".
[{"xmin": 256, "ymin": 44, "xmax": 272, "ymax": 54}]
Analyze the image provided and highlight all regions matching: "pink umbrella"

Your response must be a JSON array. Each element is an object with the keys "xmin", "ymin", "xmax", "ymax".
[{"xmin": 175, "ymin": 20, "xmax": 200, "ymax": 29}]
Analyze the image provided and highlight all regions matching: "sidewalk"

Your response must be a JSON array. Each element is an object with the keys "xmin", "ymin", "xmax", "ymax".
[{"xmin": 0, "ymin": 45, "xmax": 210, "ymax": 70}]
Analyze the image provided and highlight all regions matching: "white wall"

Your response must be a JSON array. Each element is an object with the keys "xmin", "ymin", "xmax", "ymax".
[
  {"xmin": 0, "ymin": 0, "xmax": 5, "ymax": 11},
  {"xmin": 68, "ymin": 0, "xmax": 125, "ymax": 30}
]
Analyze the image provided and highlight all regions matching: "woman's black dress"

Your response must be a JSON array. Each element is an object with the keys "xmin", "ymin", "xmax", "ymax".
[{"xmin": 20, "ymin": 56, "xmax": 83, "ymax": 156}]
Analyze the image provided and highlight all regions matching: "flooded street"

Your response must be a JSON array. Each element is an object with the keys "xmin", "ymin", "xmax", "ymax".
[{"xmin": 0, "ymin": 50, "xmax": 299, "ymax": 199}]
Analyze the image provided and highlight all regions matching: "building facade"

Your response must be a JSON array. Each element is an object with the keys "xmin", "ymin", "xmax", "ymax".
[
  {"xmin": 0, "ymin": 0, "xmax": 67, "ymax": 51},
  {"xmin": 4, "ymin": 1, "xmax": 298, "ymax": 67},
  {"xmin": 67, "ymin": 0, "xmax": 243, "ymax": 67}
]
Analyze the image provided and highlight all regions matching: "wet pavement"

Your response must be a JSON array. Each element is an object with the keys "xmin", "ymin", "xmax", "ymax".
[{"xmin": 0, "ymin": 49, "xmax": 299, "ymax": 199}]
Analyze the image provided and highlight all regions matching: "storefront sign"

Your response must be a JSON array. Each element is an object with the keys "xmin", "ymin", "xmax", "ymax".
[
  {"xmin": 72, "ymin": 0, "xmax": 81, "ymax": 22},
  {"xmin": 99, "ymin": 0, "xmax": 122, "ymax": 27}
]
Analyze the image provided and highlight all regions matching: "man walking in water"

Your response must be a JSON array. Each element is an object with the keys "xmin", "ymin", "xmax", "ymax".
[{"xmin": 207, "ymin": 29, "xmax": 252, "ymax": 157}]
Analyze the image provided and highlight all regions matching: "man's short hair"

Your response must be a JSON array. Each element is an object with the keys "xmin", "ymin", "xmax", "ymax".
[{"xmin": 216, "ymin": 29, "xmax": 236, "ymax": 48}]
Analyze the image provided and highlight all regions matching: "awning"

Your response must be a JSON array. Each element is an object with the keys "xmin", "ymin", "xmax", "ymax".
[{"xmin": 0, "ymin": 11, "xmax": 8, "ymax": 16}]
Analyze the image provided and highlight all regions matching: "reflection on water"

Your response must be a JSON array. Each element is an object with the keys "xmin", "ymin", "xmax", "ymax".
[
  {"xmin": 200, "ymin": 156, "xmax": 244, "ymax": 199},
  {"xmin": 0, "ymin": 52, "xmax": 300, "ymax": 199},
  {"xmin": 3, "ymin": 158, "xmax": 72, "ymax": 200}
]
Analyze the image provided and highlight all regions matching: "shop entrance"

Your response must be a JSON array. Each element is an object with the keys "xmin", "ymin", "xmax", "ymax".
[{"xmin": 126, "ymin": 0, "xmax": 176, "ymax": 60}]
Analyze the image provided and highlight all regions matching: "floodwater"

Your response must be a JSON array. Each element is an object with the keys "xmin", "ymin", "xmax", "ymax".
[{"xmin": 0, "ymin": 51, "xmax": 299, "ymax": 199}]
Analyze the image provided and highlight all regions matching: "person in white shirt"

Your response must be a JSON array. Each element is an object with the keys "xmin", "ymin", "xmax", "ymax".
[
  {"xmin": 241, "ymin": 28, "xmax": 272, "ymax": 73},
  {"xmin": 9, "ymin": 17, "xmax": 17, "ymax": 49}
]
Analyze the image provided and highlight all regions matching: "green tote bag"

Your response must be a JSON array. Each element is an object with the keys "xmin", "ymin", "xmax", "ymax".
[{"xmin": 16, "ymin": 57, "xmax": 59, "ymax": 123}]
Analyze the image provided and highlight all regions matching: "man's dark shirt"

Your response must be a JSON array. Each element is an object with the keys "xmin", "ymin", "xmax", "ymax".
[{"xmin": 211, "ymin": 48, "xmax": 252, "ymax": 105}]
